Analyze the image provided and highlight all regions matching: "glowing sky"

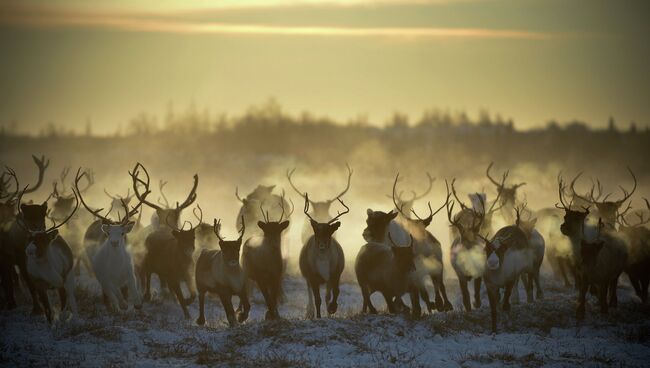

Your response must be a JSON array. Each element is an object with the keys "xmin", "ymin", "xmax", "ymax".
[{"xmin": 0, "ymin": 0, "xmax": 648, "ymax": 133}]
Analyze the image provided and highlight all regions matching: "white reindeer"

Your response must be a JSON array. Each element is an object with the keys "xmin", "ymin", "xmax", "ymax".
[{"xmin": 74, "ymin": 169, "xmax": 149, "ymax": 312}]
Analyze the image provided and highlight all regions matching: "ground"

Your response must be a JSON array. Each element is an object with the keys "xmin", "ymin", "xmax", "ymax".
[{"xmin": 1, "ymin": 273, "xmax": 649, "ymax": 367}]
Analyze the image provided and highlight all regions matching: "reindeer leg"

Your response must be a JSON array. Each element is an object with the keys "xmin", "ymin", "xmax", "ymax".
[
  {"xmin": 436, "ymin": 276, "xmax": 453, "ymax": 311},
  {"xmin": 170, "ymin": 281, "xmax": 190, "ymax": 319},
  {"xmin": 310, "ymin": 280, "xmax": 322, "ymax": 319},
  {"xmin": 641, "ymin": 276, "xmax": 649, "ymax": 303},
  {"xmin": 237, "ymin": 287, "xmax": 250, "ymax": 323},
  {"xmin": 18, "ymin": 260, "xmax": 42, "ymax": 315},
  {"xmin": 127, "ymin": 267, "xmax": 142, "ymax": 310},
  {"xmin": 608, "ymin": 276, "xmax": 619, "ymax": 308},
  {"xmin": 0, "ymin": 260, "xmax": 16, "ymax": 310},
  {"xmin": 382, "ymin": 290, "xmax": 397, "ymax": 314},
  {"xmin": 473, "ymin": 278, "xmax": 482, "ymax": 309},
  {"xmin": 525, "ymin": 274, "xmax": 534, "ymax": 303},
  {"xmin": 431, "ymin": 275, "xmax": 443, "ymax": 312},
  {"xmin": 409, "ymin": 286, "xmax": 422, "ymax": 319},
  {"xmin": 360, "ymin": 284, "xmax": 376, "ymax": 314},
  {"xmin": 576, "ymin": 280, "xmax": 588, "ymax": 321},
  {"xmin": 143, "ymin": 269, "xmax": 152, "ymax": 302},
  {"xmin": 196, "ymin": 288, "xmax": 206, "ymax": 326},
  {"xmin": 510, "ymin": 276, "xmax": 521, "ymax": 305},
  {"xmin": 258, "ymin": 281, "xmax": 276, "ymax": 320},
  {"xmin": 502, "ymin": 281, "xmax": 514, "ymax": 312},
  {"xmin": 218, "ymin": 292, "xmax": 237, "ymax": 327},
  {"xmin": 419, "ymin": 284, "xmax": 434, "ymax": 313},
  {"xmin": 327, "ymin": 278, "xmax": 340, "ymax": 315},
  {"xmin": 37, "ymin": 289, "xmax": 52, "ymax": 324},
  {"xmin": 487, "ymin": 285, "xmax": 498, "ymax": 334},
  {"xmin": 598, "ymin": 282, "xmax": 608, "ymax": 314},
  {"xmin": 534, "ymin": 270, "xmax": 543, "ymax": 300},
  {"xmin": 459, "ymin": 278, "xmax": 471, "ymax": 312}
]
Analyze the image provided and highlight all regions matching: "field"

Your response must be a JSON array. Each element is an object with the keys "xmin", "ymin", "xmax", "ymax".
[{"xmin": 2, "ymin": 270, "xmax": 649, "ymax": 367}]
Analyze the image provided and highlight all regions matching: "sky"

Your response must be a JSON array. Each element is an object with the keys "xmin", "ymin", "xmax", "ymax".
[{"xmin": 0, "ymin": 0, "xmax": 649, "ymax": 134}]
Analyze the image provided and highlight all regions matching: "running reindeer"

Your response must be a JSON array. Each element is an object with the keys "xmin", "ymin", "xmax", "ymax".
[
  {"xmin": 287, "ymin": 164, "xmax": 353, "ymax": 243},
  {"xmin": 75, "ymin": 168, "xmax": 149, "ymax": 312},
  {"xmin": 617, "ymin": 199, "xmax": 650, "ymax": 303},
  {"xmin": 195, "ymin": 217, "xmax": 249, "ymax": 327},
  {"xmin": 19, "ymin": 179, "xmax": 79, "ymax": 324},
  {"xmin": 557, "ymin": 176, "xmax": 628, "ymax": 320},
  {"xmin": 391, "ymin": 174, "xmax": 453, "ymax": 312},
  {"xmin": 241, "ymin": 194, "xmax": 293, "ymax": 320},
  {"xmin": 299, "ymin": 193, "xmax": 348, "ymax": 319}
]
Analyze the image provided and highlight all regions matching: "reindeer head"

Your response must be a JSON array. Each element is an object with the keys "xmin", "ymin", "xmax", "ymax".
[
  {"xmin": 22, "ymin": 180, "xmax": 79, "ymax": 259},
  {"xmin": 387, "ymin": 233, "xmax": 416, "ymax": 272},
  {"xmin": 479, "ymin": 233, "xmax": 513, "ymax": 271},
  {"xmin": 570, "ymin": 168, "xmax": 636, "ymax": 227},
  {"xmin": 363, "ymin": 209, "xmax": 398, "ymax": 243},
  {"xmin": 486, "ymin": 162, "xmax": 525, "ymax": 208},
  {"xmin": 390, "ymin": 173, "xmax": 449, "ymax": 238},
  {"xmin": 303, "ymin": 193, "xmax": 347, "ymax": 251},
  {"xmin": 104, "ymin": 188, "xmax": 135, "ymax": 219},
  {"xmin": 129, "ymin": 163, "xmax": 198, "ymax": 230},
  {"xmin": 557, "ymin": 174, "xmax": 590, "ymax": 238},
  {"xmin": 102, "ymin": 222, "xmax": 135, "ymax": 248},
  {"xmin": 617, "ymin": 198, "xmax": 650, "ymax": 233},
  {"xmin": 257, "ymin": 192, "xmax": 293, "ymax": 245},
  {"xmin": 287, "ymin": 164, "xmax": 353, "ymax": 222},
  {"xmin": 49, "ymin": 166, "xmax": 93, "ymax": 221},
  {"xmin": 214, "ymin": 217, "xmax": 245, "ymax": 268}
]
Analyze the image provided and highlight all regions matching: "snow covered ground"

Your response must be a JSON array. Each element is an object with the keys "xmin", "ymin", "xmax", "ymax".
[{"xmin": 1, "ymin": 272, "xmax": 649, "ymax": 367}]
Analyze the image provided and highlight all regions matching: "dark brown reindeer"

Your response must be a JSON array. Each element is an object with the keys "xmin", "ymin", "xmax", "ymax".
[
  {"xmin": 0, "ymin": 167, "xmax": 22, "ymax": 308},
  {"xmin": 486, "ymin": 162, "xmax": 526, "ymax": 224},
  {"xmin": 1, "ymin": 169, "xmax": 51, "ymax": 312},
  {"xmin": 387, "ymin": 172, "xmax": 435, "ymax": 217},
  {"xmin": 287, "ymin": 164, "xmax": 352, "ymax": 243},
  {"xmin": 570, "ymin": 167, "xmax": 637, "ymax": 229},
  {"xmin": 617, "ymin": 199, "xmax": 650, "ymax": 303},
  {"xmin": 241, "ymin": 194, "xmax": 293, "ymax": 320},
  {"xmin": 195, "ymin": 217, "xmax": 249, "ymax": 327},
  {"xmin": 22, "ymin": 180, "xmax": 79, "ymax": 324},
  {"xmin": 391, "ymin": 174, "xmax": 453, "ymax": 312},
  {"xmin": 557, "ymin": 176, "xmax": 628, "ymax": 320},
  {"xmin": 130, "ymin": 163, "xmax": 199, "ymax": 318},
  {"xmin": 299, "ymin": 193, "xmax": 348, "ymax": 318}
]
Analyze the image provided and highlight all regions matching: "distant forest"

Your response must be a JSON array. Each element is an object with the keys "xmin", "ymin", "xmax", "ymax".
[{"xmin": 1, "ymin": 101, "xmax": 648, "ymax": 182}]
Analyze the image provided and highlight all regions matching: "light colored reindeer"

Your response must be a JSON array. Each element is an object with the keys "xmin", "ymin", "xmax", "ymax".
[{"xmin": 299, "ymin": 194, "xmax": 347, "ymax": 319}]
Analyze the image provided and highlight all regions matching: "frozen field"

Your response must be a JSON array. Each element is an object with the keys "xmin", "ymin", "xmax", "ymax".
[{"xmin": 1, "ymin": 271, "xmax": 649, "ymax": 368}]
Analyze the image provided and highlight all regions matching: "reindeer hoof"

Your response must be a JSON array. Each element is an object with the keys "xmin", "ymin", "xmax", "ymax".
[
  {"xmin": 474, "ymin": 301, "xmax": 481, "ymax": 309},
  {"xmin": 411, "ymin": 308, "xmax": 422, "ymax": 319},
  {"xmin": 237, "ymin": 311, "xmax": 249, "ymax": 323},
  {"xmin": 265, "ymin": 310, "xmax": 279, "ymax": 320},
  {"xmin": 134, "ymin": 304, "xmax": 143, "ymax": 311},
  {"xmin": 327, "ymin": 302, "xmax": 338, "ymax": 315},
  {"xmin": 119, "ymin": 302, "xmax": 128, "ymax": 311},
  {"xmin": 444, "ymin": 302, "xmax": 453, "ymax": 311},
  {"xmin": 196, "ymin": 316, "xmax": 205, "ymax": 326}
]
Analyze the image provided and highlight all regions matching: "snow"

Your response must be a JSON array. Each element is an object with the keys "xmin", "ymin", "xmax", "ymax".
[{"xmin": 1, "ymin": 271, "xmax": 649, "ymax": 367}]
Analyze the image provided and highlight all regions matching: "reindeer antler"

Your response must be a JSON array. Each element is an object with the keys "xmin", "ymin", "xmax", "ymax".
[{"xmin": 22, "ymin": 155, "xmax": 50, "ymax": 194}]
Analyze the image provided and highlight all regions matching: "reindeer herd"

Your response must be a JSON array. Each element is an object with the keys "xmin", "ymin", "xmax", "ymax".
[{"xmin": 0, "ymin": 156, "xmax": 648, "ymax": 333}]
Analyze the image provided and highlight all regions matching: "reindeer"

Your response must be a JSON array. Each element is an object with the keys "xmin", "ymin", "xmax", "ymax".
[
  {"xmin": 235, "ymin": 184, "xmax": 291, "ymax": 237},
  {"xmin": 131, "ymin": 164, "xmax": 199, "ymax": 318},
  {"xmin": 75, "ymin": 169, "xmax": 149, "ymax": 312},
  {"xmin": 387, "ymin": 172, "xmax": 434, "ymax": 217},
  {"xmin": 192, "ymin": 205, "xmax": 219, "ymax": 250},
  {"xmin": 299, "ymin": 194, "xmax": 347, "ymax": 318},
  {"xmin": 355, "ymin": 231, "xmax": 420, "ymax": 317},
  {"xmin": 511, "ymin": 203, "xmax": 545, "ymax": 301},
  {"xmin": 104, "ymin": 188, "xmax": 136, "ymax": 221},
  {"xmin": 195, "ymin": 217, "xmax": 249, "ymax": 327},
  {"xmin": 241, "ymin": 194, "xmax": 292, "ymax": 320},
  {"xmin": 478, "ymin": 225, "xmax": 534, "ymax": 333},
  {"xmin": 1, "ymin": 172, "xmax": 51, "ymax": 312},
  {"xmin": 449, "ymin": 177, "xmax": 504, "ymax": 243},
  {"xmin": 557, "ymin": 176, "xmax": 628, "ymax": 319},
  {"xmin": 287, "ymin": 164, "xmax": 352, "ymax": 243},
  {"xmin": 570, "ymin": 167, "xmax": 637, "ymax": 229},
  {"xmin": 486, "ymin": 162, "xmax": 526, "ymax": 224},
  {"xmin": 21, "ymin": 181, "xmax": 79, "ymax": 324},
  {"xmin": 390, "ymin": 174, "xmax": 453, "ymax": 313},
  {"xmin": 0, "ymin": 167, "xmax": 21, "ymax": 308},
  {"xmin": 617, "ymin": 199, "xmax": 650, "ymax": 303}
]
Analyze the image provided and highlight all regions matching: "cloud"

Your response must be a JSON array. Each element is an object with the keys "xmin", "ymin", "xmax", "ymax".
[{"xmin": 0, "ymin": 4, "xmax": 552, "ymax": 40}]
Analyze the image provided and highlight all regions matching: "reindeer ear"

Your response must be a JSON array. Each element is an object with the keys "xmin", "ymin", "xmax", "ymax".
[
  {"xmin": 529, "ymin": 218, "xmax": 537, "ymax": 226},
  {"xmin": 124, "ymin": 222, "xmax": 135, "ymax": 233},
  {"xmin": 41, "ymin": 201, "xmax": 48, "ymax": 209},
  {"xmin": 280, "ymin": 221, "xmax": 290, "ymax": 230},
  {"xmin": 366, "ymin": 208, "xmax": 373, "ymax": 216},
  {"xmin": 48, "ymin": 229, "xmax": 59, "ymax": 240},
  {"xmin": 101, "ymin": 224, "xmax": 110, "ymax": 235},
  {"xmin": 330, "ymin": 222, "xmax": 341, "ymax": 232},
  {"xmin": 257, "ymin": 221, "xmax": 265, "ymax": 230},
  {"xmin": 388, "ymin": 211, "xmax": 399, "ymax": 220},
  {"xmin": 423, "ymin": 216, "xmax": 433, "ymax": 227}
]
